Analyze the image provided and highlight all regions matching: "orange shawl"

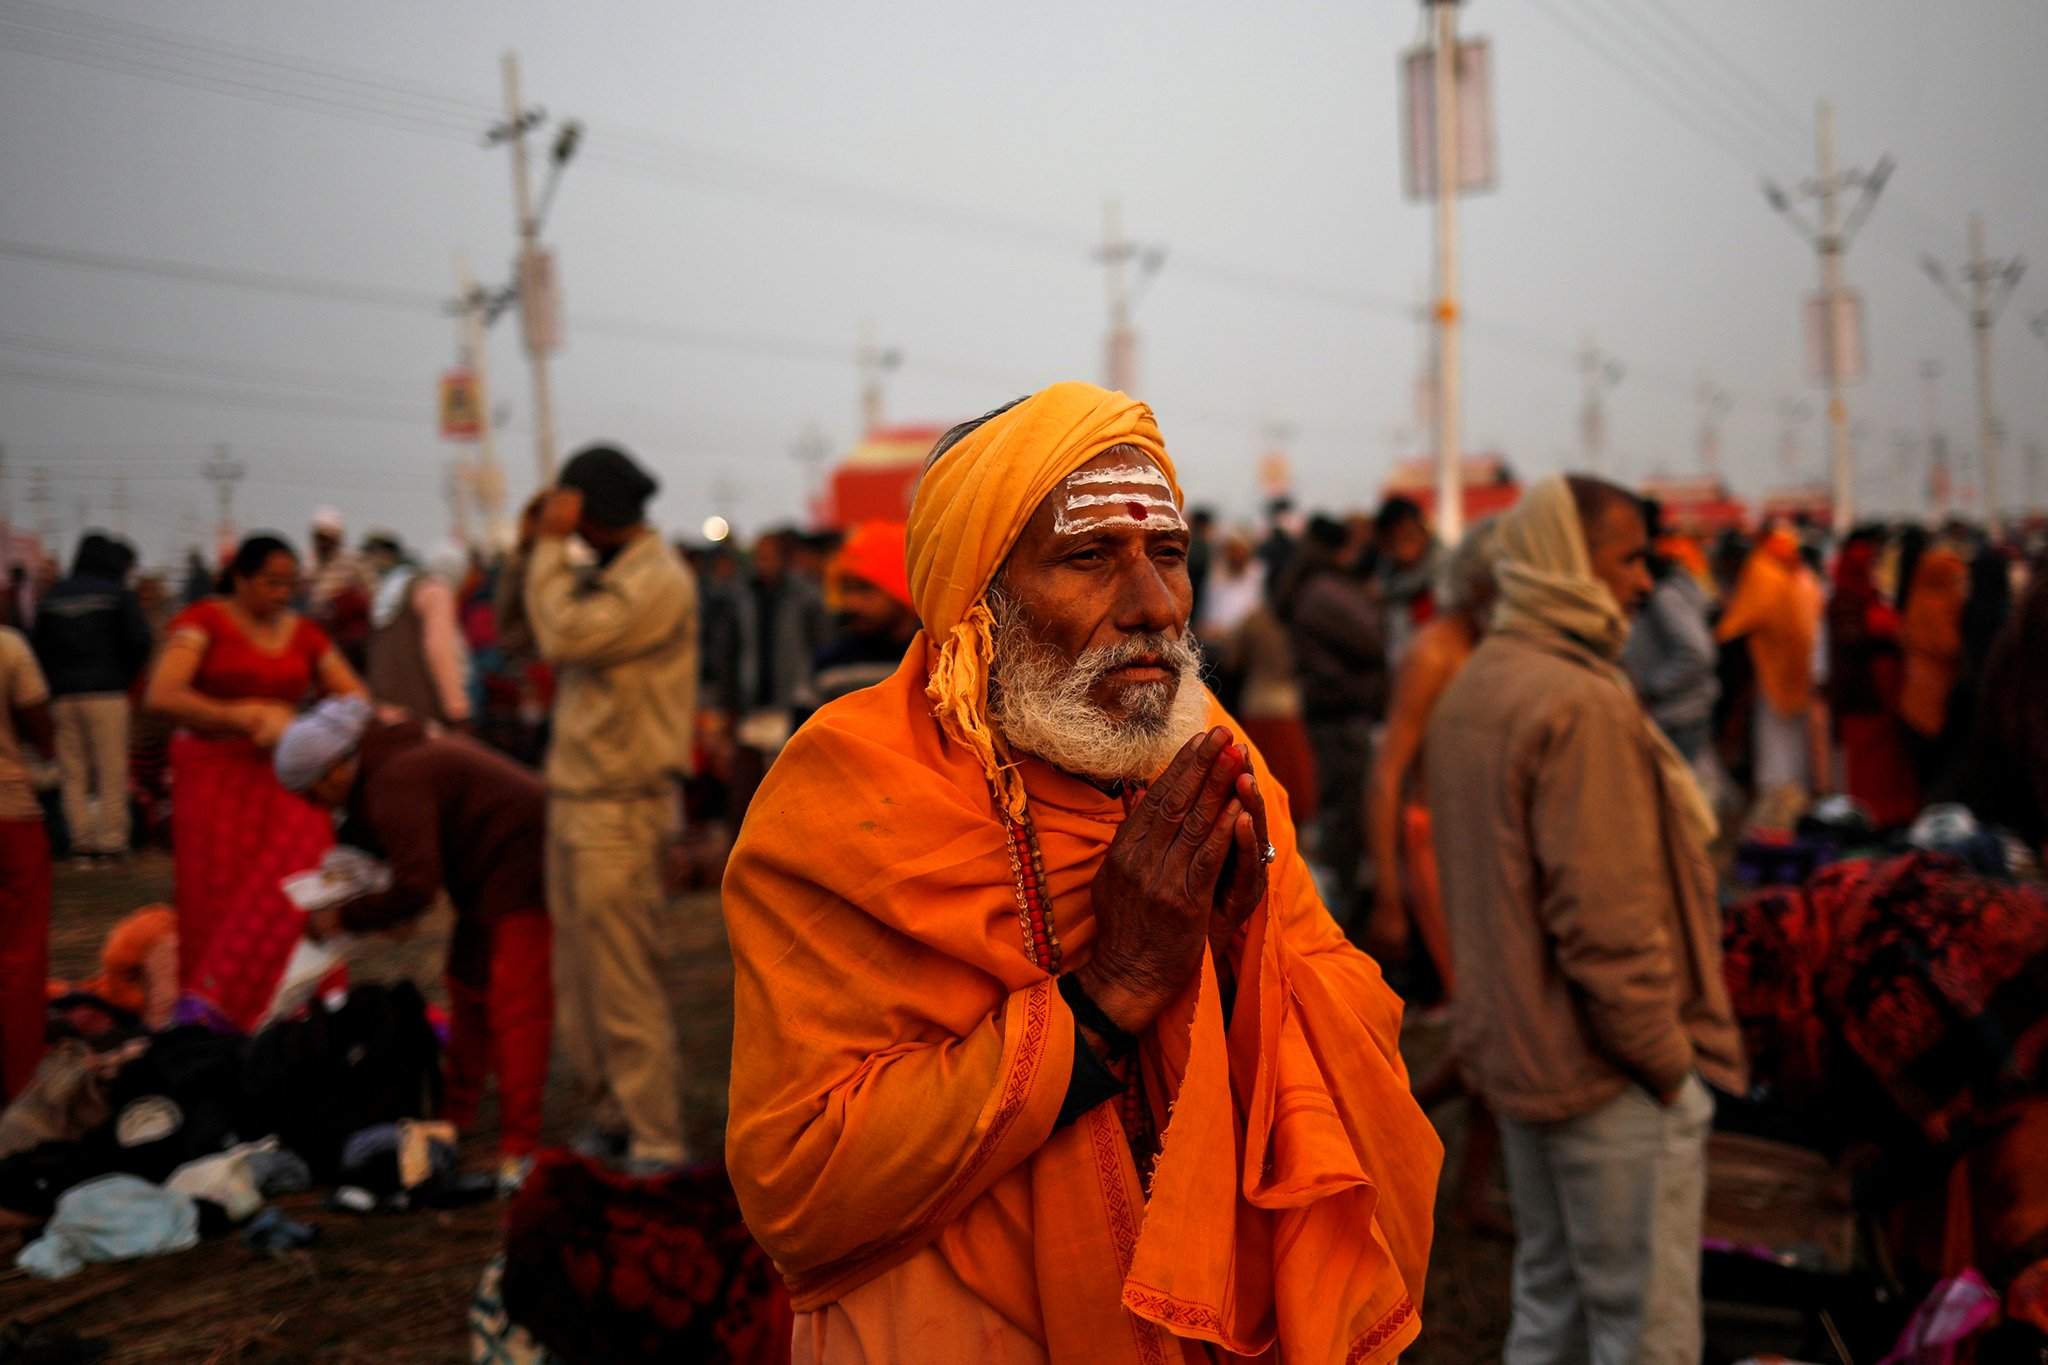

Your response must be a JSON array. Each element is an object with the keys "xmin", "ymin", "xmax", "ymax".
[
  {"xmin": 725, "ymin": 381, "xmax": 1437, "ymax": 1360},
  {"xmin": 1717, "ymin": 529, "xmax": 1819, "ymax": 716},
  {"xmin": 724, "ymin": 654, "xmax": 1440, "ymax": 1361}
]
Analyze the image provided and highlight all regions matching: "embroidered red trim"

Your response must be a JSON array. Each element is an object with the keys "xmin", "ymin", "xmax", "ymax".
[
  {"xmin": 1344, "ymin": 1295, "xmax": 1417, "ymax": 1363},
  {"xmin": 1088, "ymin": 1108, "xmax": 1165, "ymax": 1365},
  {"xmin": 1121, "ymin": 1287, "xmax": 1225, "ymax": 1333}
]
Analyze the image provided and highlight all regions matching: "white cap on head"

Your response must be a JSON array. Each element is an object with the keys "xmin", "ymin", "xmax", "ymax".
[{"xmin": 311, "ymin": 507, "xmax": 345, "ymax": 536}]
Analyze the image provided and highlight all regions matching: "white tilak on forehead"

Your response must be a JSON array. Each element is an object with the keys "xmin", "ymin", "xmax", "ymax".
[
  {"xmin": 1052, "ymin": 479, "xmax": 1187, "ymax": 536},
  {"xmin": 1064, "ymin": 463, "xmax": 1171, "ymax": 490}
]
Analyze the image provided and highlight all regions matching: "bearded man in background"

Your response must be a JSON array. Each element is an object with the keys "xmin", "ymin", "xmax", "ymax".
[{"xmin": 722, "ymin": 382, "xmax": 1439, "ymax": 1363}]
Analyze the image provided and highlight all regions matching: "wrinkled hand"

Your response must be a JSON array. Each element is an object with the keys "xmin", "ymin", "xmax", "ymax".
[
  {"xmin": 537, "ymin": 488, "xmax": 583, "ymax": 540},
  {"xmin": 1217, "ymin": 764, "xmax": 1269, "ymax": 922},
  {"xmin": 1079, "ymin": 727, "xmax": 1248, "ymax": 1034},
  {"xmin": 238, "ymin": 701, "xmax": 295, "ymax": 749}
]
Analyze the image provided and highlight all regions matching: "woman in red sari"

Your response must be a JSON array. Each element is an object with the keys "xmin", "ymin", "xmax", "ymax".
[{"xmin": 145, "ymin": 534, "xmax": 365, "ymax": 1029}]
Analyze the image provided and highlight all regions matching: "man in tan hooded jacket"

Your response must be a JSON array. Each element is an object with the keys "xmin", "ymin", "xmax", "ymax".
[{"xmin": 1427, "ymin": 475, "xmax": 1745, "ymax": 1365}]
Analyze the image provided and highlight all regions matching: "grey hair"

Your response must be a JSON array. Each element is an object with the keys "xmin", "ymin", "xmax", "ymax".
[{"xmin": 926, "ymin": 395, "xmax": 1031, "ymax": 471}]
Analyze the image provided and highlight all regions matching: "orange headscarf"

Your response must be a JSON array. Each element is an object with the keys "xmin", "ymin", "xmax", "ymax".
[
  {"xmin": 1717, "ymin": 528, "xmax": 1820, "ymax": 716},
  {"xmin": 907, "ymin": 382, "xmax": 1180, "ymax": 820},
  {"xmin": 828, "ymin": 521, "xmax": 913, "ymax": 612}
]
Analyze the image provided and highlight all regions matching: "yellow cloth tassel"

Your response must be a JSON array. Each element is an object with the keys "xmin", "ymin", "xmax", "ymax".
[{"xmin": 924, "ymin": 602, "xmax": 1028, "ymax": 822}]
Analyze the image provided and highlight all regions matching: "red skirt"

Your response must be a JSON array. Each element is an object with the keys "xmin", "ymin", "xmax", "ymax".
[
  {"xmin": 1838, "ymin": 713, "xmax": 1919, "ymax": 829},
  {"xmin": 172, "ymin": 731, "xmax": 335, "ymax": 1031}
]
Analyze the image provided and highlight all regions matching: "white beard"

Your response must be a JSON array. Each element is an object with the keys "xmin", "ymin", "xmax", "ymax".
[{"xmin": 986, "ymin": 589, "xmax": 1209, "ymax": 784}]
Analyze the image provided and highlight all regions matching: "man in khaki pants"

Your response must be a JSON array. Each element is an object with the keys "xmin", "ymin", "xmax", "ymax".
[
  {"xmin": 527, "ymin": 445, "xmax": 699, "ymax": 1172},
  {"xmin": 32, "ymin": 534, "xmax": 152, "ymax": 865}
]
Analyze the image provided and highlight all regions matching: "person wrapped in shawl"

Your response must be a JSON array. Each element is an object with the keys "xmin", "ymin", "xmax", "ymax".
[
  {"xmin": 722, "ymin": 383, "xmax": 1440, "ymax": 1363},
  {"xmin": 1716, "ymin": 527, "xmax": 1825, "ymax": 797}
]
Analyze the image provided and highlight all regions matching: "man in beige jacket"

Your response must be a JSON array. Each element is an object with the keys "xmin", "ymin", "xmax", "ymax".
[
  {"xmin": 1427, "ymin": 475, "xmax": 1745, "ymax": 1365},
  {"xmin": 530, "ymin": 444, "xmax": 699, "ymax": 1171}
]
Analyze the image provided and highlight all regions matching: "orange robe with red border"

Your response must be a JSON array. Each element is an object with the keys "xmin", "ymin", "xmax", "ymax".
[{"xmin": 723, "ymin": 644, "xmax": 1441, "ymax": 1363}]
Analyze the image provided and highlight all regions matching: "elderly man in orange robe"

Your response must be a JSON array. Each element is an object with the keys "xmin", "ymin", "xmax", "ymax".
[{"xmin": 723, "ymin": 382, "xmax": 1440, "ymax": 1363}]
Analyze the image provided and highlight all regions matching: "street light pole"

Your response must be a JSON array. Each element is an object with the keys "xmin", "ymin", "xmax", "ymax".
[
  {"xmin": 499, "ymin": 51, "xmax": 558, "ymax": 486},
  {"xmin": 1762, "ymin": 101, "xmax": 1889, "ymax": 537},
  {"xmin": 1430, "ymin": 0, "xmax": 1464, "ymax": 544},
  {"xmin": 1921, "ymin": 215, "xmax": 2025, "ymax": 539}
]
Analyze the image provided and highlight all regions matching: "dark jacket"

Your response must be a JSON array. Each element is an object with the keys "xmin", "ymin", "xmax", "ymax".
[
  {"xmin": 31, "ymin": 573, "xmax": 152, "ymax": 697},
  {"xmin": 1287, "ymin": 571, "xmax": 1387, "ymax": 721},
  {"xmin": 332, "ymin": 720, "xmax": 546, "ymax": 981}
]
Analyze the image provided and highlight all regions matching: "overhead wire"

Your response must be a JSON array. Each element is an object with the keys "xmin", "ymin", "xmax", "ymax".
[
  {"xmin": 1523, "ymin": 0, "xmax": 1791, "ymax": 178},
  {"xmin": 0, "ymin": 330, "xmax": 414, "ymax": 396},
  {"xmin": 1578, "ymin": 0, "xmax": 1806, "ymax": 173},
  {"xmin": 0, "ymin": 0, "xmax": 1830, "ymax": 443}
]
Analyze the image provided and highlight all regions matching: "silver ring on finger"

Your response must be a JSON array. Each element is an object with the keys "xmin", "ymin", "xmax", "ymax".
[{"xmin": 1259, "ymin": 842, "xmax": 1278, "ymax": 865}]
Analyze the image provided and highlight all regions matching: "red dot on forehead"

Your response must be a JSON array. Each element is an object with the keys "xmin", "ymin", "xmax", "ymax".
[{"xmin": 1127, "ymin": 501, "xmax": 1146, "ymax": 519}]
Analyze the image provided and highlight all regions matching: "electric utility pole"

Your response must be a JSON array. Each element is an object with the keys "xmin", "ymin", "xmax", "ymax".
[
  {"xmin": 26, "ymin": 464, "xmax": 54, "ymax": 552},
  {"xmin": 489, "ymin": 53, "xmax": 579, "ymax": 486},
  {"xmin": 1777, "ymin": 397, "xmax": 1813, "ymax": 474},
  {"xmin": 201, "ymin": 444, "xmax": 244, "ymax": 549},
  {"xmin": 1428, "ymin": 0, "xmax": 1464, "ymax": 542},
  {"xmin": 1578, "ymin": 336, "xmax": 1623, "ymax": 474},
  {"xmin": 1920, "ymin": 360, "xmax": 1951, "ymax": 521},
  {"xmin": 1695, "ymin": 375, "xmax": 1732, "ymax": 477},
  {"xmin": 1097, "ymin": 200, "xmax": 1164, "ymax": 397},
  {"xmin": 451, "ymin": 252, "xmax": 507, "ymax": 548},
  {"xmin": 856, "ymin": 321, "xmax": 902, "ymax": 435},
  {"xmin": 1921, "ymin": 216, "xmax": 2024, "ymax": 538},
  {"xmin": 1763, "ymin": 101, "xmax": 1890, "ymax": 536}
]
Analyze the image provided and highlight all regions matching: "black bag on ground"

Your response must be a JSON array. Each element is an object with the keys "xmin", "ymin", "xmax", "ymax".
[{"xmin": 241, "ymin": 982, "xmax": 442, "ymax": 1180}]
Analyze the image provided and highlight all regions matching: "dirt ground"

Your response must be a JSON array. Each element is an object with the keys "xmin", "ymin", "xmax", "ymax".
[{"xmin": 0, "ymin": 852, "xmax": 1512, "ymax": 1364}]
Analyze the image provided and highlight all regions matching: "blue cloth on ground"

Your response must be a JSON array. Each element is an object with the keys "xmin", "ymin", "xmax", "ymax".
[{"xmin": 16, "ymin": 1175, "xmax": 200, "ymax": 1279}]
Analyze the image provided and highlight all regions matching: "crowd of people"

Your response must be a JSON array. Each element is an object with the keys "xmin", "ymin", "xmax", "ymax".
[{"xmin": 1, "ymin": 387, "xmax": 2045, "ymax": 1357}]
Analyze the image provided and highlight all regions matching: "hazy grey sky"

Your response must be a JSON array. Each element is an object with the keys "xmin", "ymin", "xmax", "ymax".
[{"xmin": 4, "ymin": 0, "xmax": 2046, "ymax": 565}]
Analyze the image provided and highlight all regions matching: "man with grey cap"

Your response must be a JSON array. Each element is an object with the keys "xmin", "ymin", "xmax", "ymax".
[
  {"xmin": 275, "ymin": 696, "xmax": 552, "ymax": 1181},
  {"xmin": 529, "ymin": 442, "xmax": 699, "ymax": 1171}
]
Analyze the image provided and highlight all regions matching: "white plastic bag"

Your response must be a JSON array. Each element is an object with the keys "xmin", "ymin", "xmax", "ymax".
[{"xmin": 263, "ymin": 847, "xmax": 391, "ymax": 1024}]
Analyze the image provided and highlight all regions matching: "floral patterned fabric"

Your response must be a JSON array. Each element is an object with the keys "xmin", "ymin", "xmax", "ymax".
[
  {"xmin": 500, "ymin": 1150, "xmax": 791, "ymax": 1364},
  {"xmin": 1723, "ymin": 852, "xmax": 2048, "ymax": 1147}
]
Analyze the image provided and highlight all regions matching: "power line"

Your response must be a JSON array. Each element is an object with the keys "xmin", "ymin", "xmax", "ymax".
[
  {"xmin": 0, "ymin": 27, "xmax": 478, "ymax": 143},
  {"xmin": 0, "ymin": 238, "xmax": 445, "ymax": 313},
  {"xmin": 0, "ymin": 9, "xmax": 1811, "ymax": 429},
  {"xmin": 1631, "ymin": 0, "xmax": 1809, "ymax": 136},
  {"xmin": 0, "ymin": 330, "xmax": 409, "ymax": 395},
  {"xmin": 0, "ymin": 7, "xmax": 1422, "ymax": 323},
  {"xmin": 1583, "ymin": 0, "xmax": 1806, "ymax": 168},
  {"xmin": 1, "ymin": 0, "xmax": 492, "ymax": 120},
  {"xmin": 1524, "ymin": 0, "xmax": 1794, "ymax": 176},
  {"xmin": 0, "ymin": 362, "xmax": 428, "ymax": 425}
]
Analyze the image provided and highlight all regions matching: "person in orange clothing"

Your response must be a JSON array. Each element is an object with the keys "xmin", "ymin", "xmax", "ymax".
[
  {"xmin": 723, "ymin": 383, "xmax": 1440, "ymax": 1363},
  {"xmin": 1716, "ymin": 527, "xmax": 1825, "ymax": 798},
  {"xmin": 57, "ymin": 905, "xmax": 179, "ymax": 1031},
  {"xmin": 1366, "ymin": 518, "xmax": 1504, "ymax": 1232},
  {"xmin": 1897, "ymin": 544, "xmax": 1970, "ymax": 791},
  {"xmin": 812, "ymin": 521, "xmax": 919, "ymax": 705}
]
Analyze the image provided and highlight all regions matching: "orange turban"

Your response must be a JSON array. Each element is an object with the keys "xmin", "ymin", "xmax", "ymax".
[
  {"xmin": 905, "ymin": 382, "xmax": 1181, "ymax": 819},
  {"xmin": 830, "ymin": 521, "xmax": 913, "ymax": 611}
]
